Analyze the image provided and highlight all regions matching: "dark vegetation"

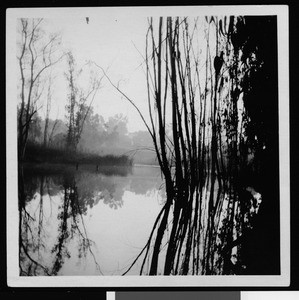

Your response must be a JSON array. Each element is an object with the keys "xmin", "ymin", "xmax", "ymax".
[
  {"xmin": 24, "ymin": 142, "xmax": 133, "ymax": 166},
  {"xmin": 233, "ymin": 16, "xmax": 280, "ymax": 275},
  {"xmin": 21, "ymin": 108, "xmax": 156, "ymax": 166}
]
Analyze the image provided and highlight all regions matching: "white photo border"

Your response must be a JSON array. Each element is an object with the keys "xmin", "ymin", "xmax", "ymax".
[{"xmin": 6, "ymin": 5, "xmax": 290, "ymax": 287}]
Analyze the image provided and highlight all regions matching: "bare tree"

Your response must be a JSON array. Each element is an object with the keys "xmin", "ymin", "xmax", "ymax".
[
  {"xmin": 64, "ymin": 52, "xmax": 103, "ymax": 152},
  {"xmin": 17, "ymin": 18, "xmax": 63, "ymax": 162},
  {"xmin": 43, "ymin": 69, "xmax": 54, "ymax": 147}
]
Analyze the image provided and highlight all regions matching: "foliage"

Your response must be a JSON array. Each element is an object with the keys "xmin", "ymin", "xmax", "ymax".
[{"xmin": 26, "ymin": 109, "xmax": 156, "ymax": 164}]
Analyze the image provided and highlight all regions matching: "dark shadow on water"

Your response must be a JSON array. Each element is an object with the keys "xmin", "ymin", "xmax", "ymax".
[{"xmin": 122, "ymin": 174, "xmax": 266, "ymax": 276}]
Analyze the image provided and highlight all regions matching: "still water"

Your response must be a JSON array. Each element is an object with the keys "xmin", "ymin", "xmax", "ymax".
[
  {"xmin": 19, "ymin": 164, "xmax": 263, "ymax": 276},
  {"xmin": 19, "ymin": 164, "xmax": 165, "ymax": 276}
]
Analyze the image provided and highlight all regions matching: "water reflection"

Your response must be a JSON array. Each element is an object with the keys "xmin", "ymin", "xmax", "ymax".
[
  {"xmin": 123, "ymin": 177, "xmax": 263, "ymax": 276},
  {"xmin": 19, "ymin": 165, "xmax": 261, "ymax": 276},
  {"xmin": 19, "ymin": 165, "xmax": 164, "ymax": 275}
]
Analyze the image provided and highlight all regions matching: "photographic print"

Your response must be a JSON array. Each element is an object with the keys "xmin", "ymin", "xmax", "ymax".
[{"xmin": 6, "ymin": 6, "xmax": 289, "ymax": 286}]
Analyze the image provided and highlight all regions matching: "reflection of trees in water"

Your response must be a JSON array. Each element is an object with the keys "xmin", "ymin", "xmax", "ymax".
[
  {"xmin": 19, "ymin": 169, "xmax": 51, "ymax": 276},
  {"xmin": 75, "ymin": 172, "xmax": 123, "ymax": 210},
  {"xmin": 19, "ymin": 161, "xmax": 262, "ymax": 276},
  {"xmin": 50, "ymin": 175, "xmax": 102, "ymax": 275},
  {"xmin": 128, "ymin": 175, "xmax": 163, "ymax": 197},
  {"xmin": 19, "ymin": 169, "xmax": 102, "ymax": 276},
  {"xmin": 73, "ymin": 166, "xmax": 163, "ymax": 209},
  {"xmin": 19, "ymin": 166, "xmax": 162, "ymax": 275}
]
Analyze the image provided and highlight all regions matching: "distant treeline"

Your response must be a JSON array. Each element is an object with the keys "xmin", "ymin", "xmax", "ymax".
[
  {"xmin": 24, "ymin": 109, "xmax": 157, "ymax": 166},
  {"xmin": 24, "ymin": 142, "xmax": 133, "ymax": 166},
  {"xmin": 16, "ymin": 19, "xmax": 157, "ymax": 167}
]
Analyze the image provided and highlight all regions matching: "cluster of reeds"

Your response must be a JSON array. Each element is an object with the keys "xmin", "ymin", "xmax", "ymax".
[{"xmin": 123, "ymin": 16, "xmax": 264, "ymax": 275}]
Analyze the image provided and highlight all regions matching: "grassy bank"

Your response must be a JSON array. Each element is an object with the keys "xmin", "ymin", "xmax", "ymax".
[{"xmin": 23, "ymin": 142, "xmax": 133, "ymax": 167}]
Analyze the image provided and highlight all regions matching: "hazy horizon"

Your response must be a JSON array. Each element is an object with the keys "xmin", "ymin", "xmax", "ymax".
[{"xmin": 23, "ymin": 16, "xmax": 153, "ymax": 133}]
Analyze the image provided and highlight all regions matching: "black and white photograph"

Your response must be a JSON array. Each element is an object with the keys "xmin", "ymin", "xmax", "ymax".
[{"xmin": 6, "ymin": 6, "xmax": 289, "ymax": 287}]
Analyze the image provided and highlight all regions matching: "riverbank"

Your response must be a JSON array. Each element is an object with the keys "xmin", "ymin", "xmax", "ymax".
[{"xmin": 23, "ymin": 143, "xmax": 133, "ymax": 167}]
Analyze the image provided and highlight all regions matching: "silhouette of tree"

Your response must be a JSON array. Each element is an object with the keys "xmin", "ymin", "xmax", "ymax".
[
  {"xmin": 17, "ymin": 18, "xmax": 63, "ymax": 162},
  {"xmin": 65, "ymin": 52, "xmax": 103, "ymax": 152}
]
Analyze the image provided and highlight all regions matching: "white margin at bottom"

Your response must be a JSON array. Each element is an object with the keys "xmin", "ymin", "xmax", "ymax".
[{"xmin": 107, "ymin": 291, "xmax": 116, "ymax": 300}]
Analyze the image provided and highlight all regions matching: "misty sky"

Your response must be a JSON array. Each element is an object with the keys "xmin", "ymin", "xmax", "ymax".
[
  {"xmin": 13, "ymin": 6, "xmax": 279, "ymax": 133},
  {"xmin": 42, "ymin": 14, "xmax": 150, "ymax": 132}
]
